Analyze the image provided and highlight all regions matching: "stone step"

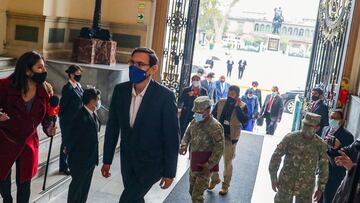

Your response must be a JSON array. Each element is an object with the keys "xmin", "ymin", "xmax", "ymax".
[
  {"xmin": 31, "ymin": 129, "xmax": 112, "ymax": 203},
  {"xmin": 0, "ymin": 124, "xmax": 109, "ymax": 203},
  {"xmin": 0, "ymin": 66, "xmax": 14, "ymax": 78},
  {"xmin": 0, "ymin": 57, "xmax": 16, "ymax": 67}
]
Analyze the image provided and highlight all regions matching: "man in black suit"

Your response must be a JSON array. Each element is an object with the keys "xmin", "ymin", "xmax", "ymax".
[
  {"xmin": 178, "ymin": 75, "xmax": 207, "ymax": 138},
  {"xmin": 309, "ymin": 87, "xmax": 329, "ymax": 136},
  {"xmin": 67, "ymin": 88, "xmax": 101, "ymax": 203},
  {"xmin": 101, "ymin": 48, "xmax": 180, "ymax": 203},
  {"xmin": 320, "ymin": 110, "xmax": 354, "ymax": 203},
  {"xmin": 260, "ymin": 86, "xmax": 283, "ymax": 135},
  {"xmin": 201, "ymin": 72, "xmax": 216, "ymax": 105},
  {"xmin": 59, "ymin": 64, "xmax": 83, "ymax": 175}
]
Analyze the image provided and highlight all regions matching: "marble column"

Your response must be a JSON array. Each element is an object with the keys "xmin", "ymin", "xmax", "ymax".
[{"xmin": 151, "ymin": 0, "xmax": 170, "ymax": 82}]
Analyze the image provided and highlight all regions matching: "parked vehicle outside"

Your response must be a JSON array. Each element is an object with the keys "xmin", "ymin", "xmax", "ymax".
[{"xmin": 281, "ymin": 90, "xmax": 305, "ymax": 114}]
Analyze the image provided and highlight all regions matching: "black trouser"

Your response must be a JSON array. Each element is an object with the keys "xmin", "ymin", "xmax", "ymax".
[
  {"xmin": 0, "ymin": 160, "xmax": 31, "ymax": 203},
  {"xmin": 59, "ymin": 127, "xmax": 69, "ymax": 172},
  {"xmin": 59, "ymin": 142, "xmax": 68, "ymax": 172},
  {"xmin": 238, "ymin": 68, "xmax": 244, "ymax": 79},
  {"xmin": 119, "ymin": 167, "xmax": 155, "ymax": 203},
  {"xmin": 67, "ymin": 166, "xmax": 95, "ymax": 203},
  {"xmin": 227, "ymin": 68, "xmax": 232, "ymax": 77},
  {"xmin": 264, "ymin": 112, "xmax": 277, "ymax": 135}
]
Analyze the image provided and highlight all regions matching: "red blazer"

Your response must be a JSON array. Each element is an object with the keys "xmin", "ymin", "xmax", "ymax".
[{"xmin": 0, "ymin": 77, "xmax": 50, "ymax": 183}]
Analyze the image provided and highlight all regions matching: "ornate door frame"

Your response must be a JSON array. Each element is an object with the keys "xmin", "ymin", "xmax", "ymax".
[
  {"xmin": 305, "ymin": 0, "xmax": 356, "ymax": 108},
  {"xmin": 161, "ymin": 0, "xmax": 200, "ymax": 97}
]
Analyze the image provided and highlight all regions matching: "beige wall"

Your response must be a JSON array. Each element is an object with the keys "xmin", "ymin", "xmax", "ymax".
[
  {"xmin": 7, "ymin": 0, "xmax": 44, "ymax": 15},
  {"xmin": 0, "ymin": 11, "xmax": 6, "ymax": 55},
  {"xmin": 43, "ymin": 0, "xmax": 154, "ymax": 25}
]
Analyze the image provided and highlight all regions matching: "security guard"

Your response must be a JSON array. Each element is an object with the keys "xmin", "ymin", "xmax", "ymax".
[
  {"xmin": 179, "ymin": 96, "xmax": 224, "ymax": 203},
  {"xmin": 269, "ymin": 112, "xmax": 329, "ymax": 203}
]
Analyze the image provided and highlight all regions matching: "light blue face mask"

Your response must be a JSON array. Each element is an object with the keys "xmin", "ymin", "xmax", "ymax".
[
  {"xmin": 194, "ymin": 112, "xmax": 205, "ymax": 122},
  {"xmin": 329, "ymin": 119, "xmax": 340, "ymax": 129},
  {"xmin": 96, "ymin": 100, "xmax": 102, "ymax": 111}
]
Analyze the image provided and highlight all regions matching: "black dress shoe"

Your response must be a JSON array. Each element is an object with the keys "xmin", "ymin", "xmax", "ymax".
[{"xmin": 59, "ymin": 170, "xmax": 71, "ymax": 175}]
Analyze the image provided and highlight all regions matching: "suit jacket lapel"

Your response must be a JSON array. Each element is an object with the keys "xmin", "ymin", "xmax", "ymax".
[
  {"xmin": 83, "ymin": 107, "xmax": 98, "ymax": 132},
  {"xmin": 133, "ymin": 80, "xmax": 155, "ymax": 129}
]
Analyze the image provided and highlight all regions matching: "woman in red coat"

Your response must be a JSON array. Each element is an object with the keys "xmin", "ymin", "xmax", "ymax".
[{"xmin": 0, "ymin": 51, "xmax": 57, "ymax": 203}]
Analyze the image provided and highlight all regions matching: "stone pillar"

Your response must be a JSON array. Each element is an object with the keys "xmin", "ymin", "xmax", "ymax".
[
  {"xmin": 151, "ymin": 0, "xmax": 170, "ymax": 82},
  {"xmin": 344, "ymin": 0, "xmax": 360, "ymax": 95}
]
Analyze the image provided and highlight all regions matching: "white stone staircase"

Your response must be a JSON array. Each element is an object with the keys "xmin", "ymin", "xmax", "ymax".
[
  {"xmin": 0, "ymin": 123, "xmax": 115, "ymax": 203},
  {"xmin": 0, "ymin": 57, "xmax": 15, "ymax": 78}
]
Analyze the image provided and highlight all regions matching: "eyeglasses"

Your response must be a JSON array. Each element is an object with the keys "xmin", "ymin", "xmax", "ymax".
[{"xmin": 128, "ymin": 60, "xmax": 150, "ymax": 68}]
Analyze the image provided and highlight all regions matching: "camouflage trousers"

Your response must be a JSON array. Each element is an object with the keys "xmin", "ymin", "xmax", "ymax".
[
  {"xmin": 275, "ymin": 189, "xmax": 313, "ymax": 203},
  {"xmin": 210, "ymin": 139, "xmax": 236, "ymax": 188},
  {"xmin": 189, "ymin": 171, "xmax": 211, "ymax": 203}
]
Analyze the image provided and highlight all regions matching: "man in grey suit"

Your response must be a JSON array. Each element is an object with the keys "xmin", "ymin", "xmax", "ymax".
[
  {"xmin": 201, "ymin": 72, "xmax": 216, "ymax": 105},
  {"xmin": 101, "ymin": 48, "xmax": 180, "ymax": 203}
]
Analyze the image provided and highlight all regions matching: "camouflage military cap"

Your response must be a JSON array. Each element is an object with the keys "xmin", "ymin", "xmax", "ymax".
[
  {"xmin": 192, "ymin": 96, "xmax": 211, "ymax": 113},
  {"xmin": 302, "ymin": 112, "xmax": 321, "ymax": 126}
]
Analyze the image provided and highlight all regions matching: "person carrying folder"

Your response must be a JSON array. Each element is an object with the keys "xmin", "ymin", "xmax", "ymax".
[{"xmin": 179, "ymin": 96, "xmax": 224, "ymax": 203}]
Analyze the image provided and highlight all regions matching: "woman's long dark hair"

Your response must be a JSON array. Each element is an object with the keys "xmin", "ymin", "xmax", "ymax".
[{"xmin": 10, "ymin": 51, "xmax": 44, "ymax": 93}]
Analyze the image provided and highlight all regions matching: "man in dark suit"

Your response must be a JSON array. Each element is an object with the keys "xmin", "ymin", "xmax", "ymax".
[
  {"xmin": 320, "ymin": 110, "xmax": 354, "ymax": 203},
  {"xmin": 215, "ymin": 75, "xmax": 231, "ymax": 103},
  {"xmin": 59, "ymin": 64, "xmax": 83, "ymax": 175},
  {"xmin": 201, "ymin": 72, "xmax": 216, "ymax": 105},
  {"xmin": 101, "ymin": 48, "xmax": 180, "ymax": 203},
  {"xmin": 309, "ymin": 87, "xmax": 329, "ymax": 136},
  {"xmin": 260, "ymin": 86, "xmax": 283, "ymax": 135},
  {"xmin": 67, "ymin": 88, "xmax": 101, "ymax": 203},
  {"xmin": 178, "ymin": 75, "xmax": 207, "ymax": 138}
]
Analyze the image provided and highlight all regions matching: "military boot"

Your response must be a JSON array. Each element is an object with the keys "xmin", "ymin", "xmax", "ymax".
[
  {"xmin": 219, "ymin": 176, "xmax": 231, "ymax": 195},
  {"xmin": 208, "ymin": 178, "xmax": 221, "ymax": 190}
]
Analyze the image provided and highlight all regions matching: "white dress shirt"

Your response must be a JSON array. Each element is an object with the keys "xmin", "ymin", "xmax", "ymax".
[
  {"xmin": 129, "ymin": 81, "xmax": 151, "ymax": 127},
  {"xmin": 68, "ymin": 79, "xmax": 81, "ymax": 89}
]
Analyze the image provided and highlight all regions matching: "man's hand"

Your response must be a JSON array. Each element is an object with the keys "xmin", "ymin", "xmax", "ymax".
[
  {"xmin": 198, "ymin": 163, "xmax": 210, "ymax": 175},
  {"xmin": 236, "ymin": 98, "xmax": 245, "ymax": 108},
  {"xmin": 313, "ymin": 190, "xmax": 322, "ymax": 201},
  {"xmin": 46, "ymin": 122, "xmax": 57, "ymax": 136},
  {"xmin": 63, "ymin": 146, "xmax": 67, "ymax": 154},
  {"xmin": 271, "ymin": 180, "xmax": 279, "ymax": 192},
  {"xmin": 333, "ymin": 138, "xmax": 341, "ymax": 149},
  {"xmin": 101, "ymin": 164, "xmax": 112, "ymax": 178},
  {"xmin": 0, "ymin": 109, "xmax": 10, "ymax": 121},
  {"xmin": 179, "ymin": 145, "xmax": 187, "ymax": 155},
  {"xmin": 159, "ymin": 177, "xmax": 173, "ymax": 189},
  {"xmin": 188, "ymin": 91, "xmax": 194, "ymax": 97},
  {"xmin": 335, "ymin": 150, "xmax": 354, "ymax": 171}
]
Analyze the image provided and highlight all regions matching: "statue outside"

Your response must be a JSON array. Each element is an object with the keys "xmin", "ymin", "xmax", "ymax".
[{"xmin": 272, "ymin": 7, "xmax": 284, "ymax": 34}]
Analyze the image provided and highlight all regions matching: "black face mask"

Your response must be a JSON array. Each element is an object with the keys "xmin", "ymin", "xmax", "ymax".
[
  {"xmin": 31, "ymin": 72, "xmax": 47, "ymax": 84},
  {"xmin": 74, "ymin": 75, "xmax": 82, "ymax": 82},
  {"xmin": 311, "ymin": 95, "xmax": 319, "ymax": 101},
  {"xmin": 227, "ymin": 97, "xmax": 236, "ymax": 105}
]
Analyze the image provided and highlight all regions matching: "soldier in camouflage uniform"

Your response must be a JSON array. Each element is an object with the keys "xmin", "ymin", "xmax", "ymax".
[
  {"xmin": 179, "ymin": 96, "xmax": 224, "ymax": 203},
  {"xmin": 269, "ymin": 112, "xmax": 329, "ymax": 203}
]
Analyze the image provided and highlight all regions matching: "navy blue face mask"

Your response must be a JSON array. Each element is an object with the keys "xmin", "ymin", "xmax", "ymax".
[{"xmin": 129, "ymin": 65, "xmax": 149, "ymax": 84}]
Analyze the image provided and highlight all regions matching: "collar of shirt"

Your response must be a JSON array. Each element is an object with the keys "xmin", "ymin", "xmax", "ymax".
[
  {"xmin": 68, "ymin": 79, "xmax": 81, "ymax": 89},
  {"xmin": 132, "ymin": 79, "xmax": 151, "ymax": 97},
  {"xmin": 84, "ymin": 105, "xmax": 96, "ymax": 116}
]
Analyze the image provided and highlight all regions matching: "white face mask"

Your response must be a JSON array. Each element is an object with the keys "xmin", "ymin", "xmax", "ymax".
[
  {"xmin": 192, "ymin": 80, "xmax": 200, "ymax": 87},
  {"xmin": 301, "ymin": 125, "xmax": 316, "ymax": 137}
]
